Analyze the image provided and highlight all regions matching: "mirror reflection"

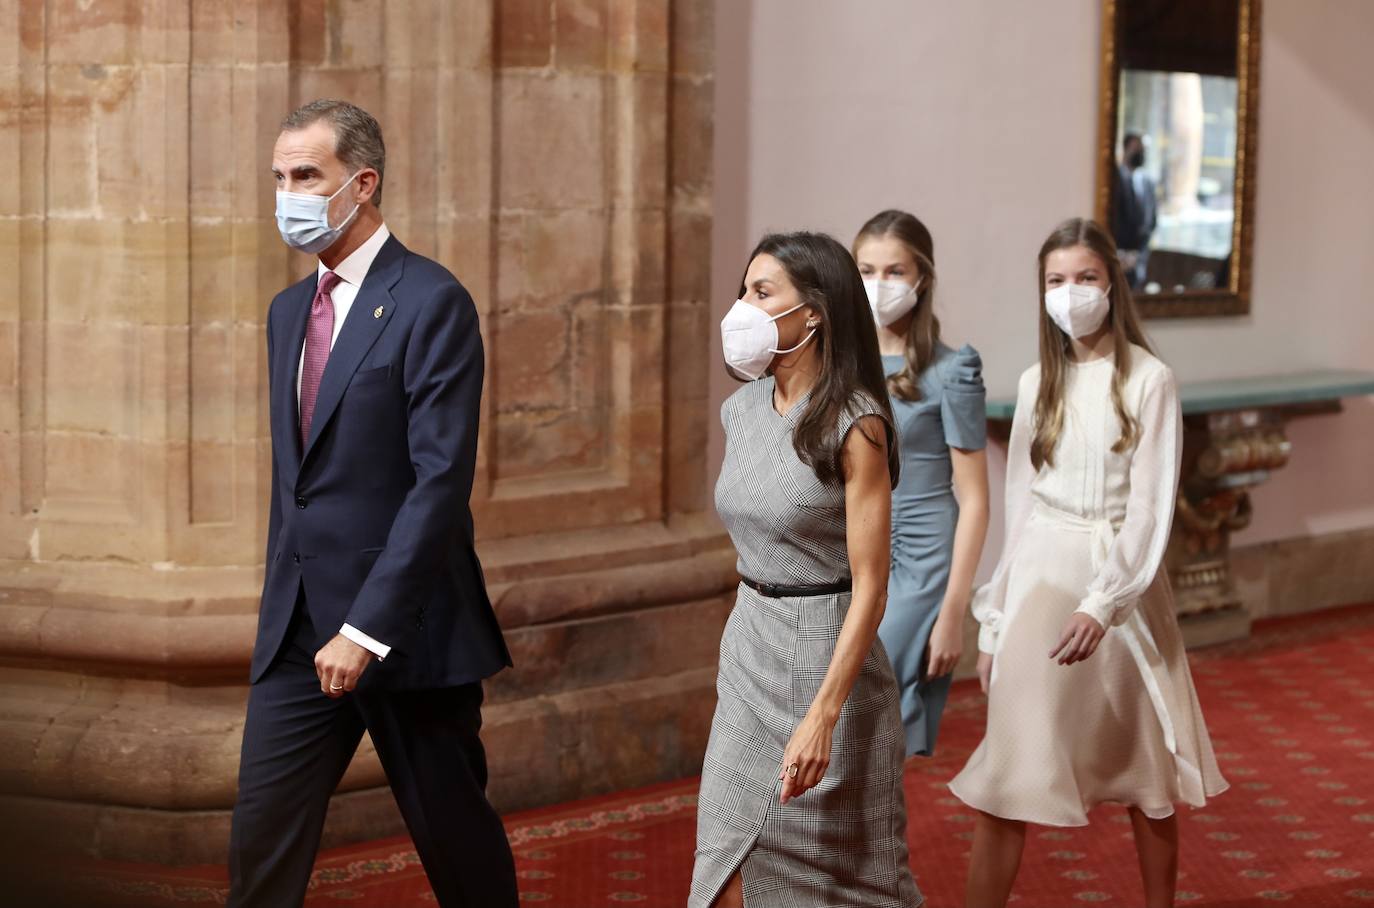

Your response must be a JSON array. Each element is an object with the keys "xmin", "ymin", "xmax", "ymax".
[
  {"xmin": 1104, "ymin": 0, "xmax": 1255, "ymax": 309},
  {"xmin": 1114, "ymin": 69, "xmax": 1238, "ymax": 293}
]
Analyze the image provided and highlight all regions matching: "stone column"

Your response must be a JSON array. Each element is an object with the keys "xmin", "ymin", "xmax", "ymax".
[{"xmin": 0, "ymin": 0, "xmax": 723, "ymax": 864}]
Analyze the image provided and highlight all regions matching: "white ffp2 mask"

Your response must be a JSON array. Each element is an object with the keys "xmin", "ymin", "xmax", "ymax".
[
  {"xmin": 720, "ymin": 299, "xmax": 815, "ymax": 380},
  {"xmin": 1044, "ymin": 283, "xmax": 1111, "ymax": 337},
  {"xmin": 864, "ymin": 278, "xmax": 922, "ymax": 327}
]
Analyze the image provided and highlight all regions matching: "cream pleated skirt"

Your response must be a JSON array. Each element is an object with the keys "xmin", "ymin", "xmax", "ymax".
[{"xmin": 949, "ymin": 506, "xmax": 1229, "ymax": 826}]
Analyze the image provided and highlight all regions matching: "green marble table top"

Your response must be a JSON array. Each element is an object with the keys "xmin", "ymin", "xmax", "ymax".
[{"xmin": 986, "ymin": 369, "xmax": 1374, "ymax": 421}]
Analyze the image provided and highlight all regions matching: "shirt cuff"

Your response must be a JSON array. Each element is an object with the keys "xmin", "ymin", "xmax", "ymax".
[
  {"xmin": 1075, "ymin": 591, "xmax": 1117, "ymax": 630},
  {"xmin": 340, "ymin": 623, "xmax": 391, "ymax": 661},
  {"xmin": 977, "ymin": 622, "xmax": 999, "ymax": 655}
]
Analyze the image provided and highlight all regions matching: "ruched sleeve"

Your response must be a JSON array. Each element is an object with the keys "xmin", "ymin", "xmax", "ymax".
[{"xmin": 940, "ymin": 344, "xmax": 988, "ymax": 451}]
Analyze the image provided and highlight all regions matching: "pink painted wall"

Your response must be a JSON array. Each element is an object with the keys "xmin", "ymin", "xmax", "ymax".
[{"xmin": 710, "ymin": 0, "xmax": 1374, "ymax": 580}]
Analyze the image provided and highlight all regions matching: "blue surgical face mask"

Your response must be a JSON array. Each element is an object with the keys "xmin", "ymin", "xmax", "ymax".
[{"xmin": 275, "ymin": 170, "xmax": 362, "ymax": 254}]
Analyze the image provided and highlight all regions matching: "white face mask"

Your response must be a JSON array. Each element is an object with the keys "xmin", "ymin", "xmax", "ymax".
[
  {"xmin": 720, "ymin": 299, "xmax": 815, "ymax": 380},
  {"xmin": 275, "ymin": 170, "xmax": 362, "ymax": 254},
  {"xmin": 1044, "ymin": 282, "xmax": 1112, "ymax": 337},
  {"xmin": 863, "ymin": 278, "xmax": 922, "ymax": 327}
]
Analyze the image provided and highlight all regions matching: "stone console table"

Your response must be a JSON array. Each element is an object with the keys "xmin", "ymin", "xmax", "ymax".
[{"xmin": 987, "ymin": 370, "xmax": 1374, "ymax": 646}]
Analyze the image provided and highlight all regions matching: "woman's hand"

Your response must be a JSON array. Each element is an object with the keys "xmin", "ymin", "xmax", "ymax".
[
  {"xmin": 779, "ymin": 711, "xmax": 835, "ymax": 805},
  {"xmin": 976, "ymin": 652, "xmax": 993, "ymax": 694},
  {"xmin": 1049, "ymin": 613, "xmax": 1106, "ymax": 666},
  {"xmin": 926, "ymin": 608, "xmax": 964, "ymax": 678}
]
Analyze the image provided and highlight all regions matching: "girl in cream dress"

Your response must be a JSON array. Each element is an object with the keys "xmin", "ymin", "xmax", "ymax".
[{"xmin": 949, "ymin": 219, "xmax": 1227, "ymax": 908}]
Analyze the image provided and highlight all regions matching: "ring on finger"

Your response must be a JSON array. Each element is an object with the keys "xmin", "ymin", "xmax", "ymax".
[{"xmin": 787, "ymin": 762, "xmax": 799, "ymax": 779}]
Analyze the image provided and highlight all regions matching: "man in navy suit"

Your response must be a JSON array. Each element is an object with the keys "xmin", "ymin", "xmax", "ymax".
[
  {"xmin": 227, "ymin": 99, "xmax": 517, "ymax": 907},
  {"xmin": 1113, "ymin": 131, "xmax": 1158, "ymax": 290}
]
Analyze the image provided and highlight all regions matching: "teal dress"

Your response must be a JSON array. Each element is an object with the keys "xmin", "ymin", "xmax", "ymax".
[{"xmin": 879, "ymin": 343, "xmax": 987, "ymax": 757}]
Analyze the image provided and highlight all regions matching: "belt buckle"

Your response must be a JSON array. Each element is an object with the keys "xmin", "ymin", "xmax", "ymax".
[{"xmin": 754, "ymin": 580, "xmax": 782, "ymax": 598}]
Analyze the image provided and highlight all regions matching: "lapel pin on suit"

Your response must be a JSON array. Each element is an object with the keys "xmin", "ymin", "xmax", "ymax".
[{"xmin": 373, "ymin": 305, "xmax": 384, "ymax": 319}]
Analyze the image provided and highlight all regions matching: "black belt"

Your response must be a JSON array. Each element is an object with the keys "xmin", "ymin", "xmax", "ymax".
[{"xmin": 740, "ymin": 576, "xmax": 852, "ymax": 598}]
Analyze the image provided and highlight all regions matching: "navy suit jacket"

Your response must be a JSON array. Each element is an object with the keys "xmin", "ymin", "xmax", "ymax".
[
  {"xmin": 1113, "ymin": 165, "xmax": 1158, "ymax": 252},
  {"xmin": 251, "ymin": 233, "xmax": 512, "ymax": 690}
]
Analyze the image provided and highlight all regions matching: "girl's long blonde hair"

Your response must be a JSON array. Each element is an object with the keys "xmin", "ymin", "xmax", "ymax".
[
  {"xmin": 1030, "ymin": 218, "xmax": 1155, "ymax": 470},
  {"xmin": 852, "ymin": 209, "xmax": 941, "ymax": 402}
]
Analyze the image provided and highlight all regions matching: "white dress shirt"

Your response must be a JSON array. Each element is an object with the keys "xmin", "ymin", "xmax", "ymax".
[{"xmin": 297, "ymin": 222, "xmax": 393, "ymax": 661}]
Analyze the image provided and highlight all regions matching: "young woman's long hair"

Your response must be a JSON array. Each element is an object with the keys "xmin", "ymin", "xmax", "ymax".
[
  {"xmin": 1031, "ymin": 217, "xmax": 1155, "ymax": 470},
  {"xmin": 852, "ymin": 209, "xmax": 942, "ymax": 402},
  {"xmin": 741, "ymin": 231, "xmax": 900, "ymax": 488}
]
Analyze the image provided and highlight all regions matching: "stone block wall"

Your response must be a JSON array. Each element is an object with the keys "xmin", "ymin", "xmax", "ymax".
[{"xmin": 0, "ymin": 0, "xmax": 724, "ymax": 864}]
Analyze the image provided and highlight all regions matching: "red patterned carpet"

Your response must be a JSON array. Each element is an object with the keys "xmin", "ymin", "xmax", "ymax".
[{"xmin": 72, "ymin": 604, "xmax": 1374, "ymax": 907}]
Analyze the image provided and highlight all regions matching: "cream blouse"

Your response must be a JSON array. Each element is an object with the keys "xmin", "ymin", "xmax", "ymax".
[{"xmin": 973, "ymin": 344, "xmax": 1182, "ymax": 653}]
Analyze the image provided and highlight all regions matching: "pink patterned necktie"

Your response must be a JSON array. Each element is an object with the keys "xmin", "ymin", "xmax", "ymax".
[{"xmin": 299, "ymin": 271, "xmax": 342, "ymax": 447}]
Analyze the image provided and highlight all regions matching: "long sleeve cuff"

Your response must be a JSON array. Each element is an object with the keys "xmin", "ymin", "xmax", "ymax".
[
  {"xmin": 977, "ymin": 622, "xmax": 999, "ymax": 655},
  {"xmin": 340, "ymin": 623, "xmax": 391, "ymax": 661},
  {"xmin": 970, "ymin": 584, "xmax": 1002, "ymax": 654},
  {"xmin": 1075, "ymin": 590, "xmax": 1119, "ymax": 630}
]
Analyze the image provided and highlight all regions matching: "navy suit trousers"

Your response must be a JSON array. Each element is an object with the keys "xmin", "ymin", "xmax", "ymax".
[{"xmin": 227, "ymin": 595, "xmax": 518, "ymax": 907}]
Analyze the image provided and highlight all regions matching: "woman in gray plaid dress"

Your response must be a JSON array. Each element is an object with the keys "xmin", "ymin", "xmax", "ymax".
[{"xmin": 692, "ymin": 232, "xmax": 922, "ymax": 908}]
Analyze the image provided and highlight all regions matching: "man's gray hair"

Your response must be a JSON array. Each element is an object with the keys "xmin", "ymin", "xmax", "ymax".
[{"xmin": 281, "ymin": 99, "xmax": 387, "ymax": 208}]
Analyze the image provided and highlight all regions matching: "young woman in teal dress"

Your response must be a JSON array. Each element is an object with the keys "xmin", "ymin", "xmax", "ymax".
[{"xmin": 853, "ymin": 210, "xmax": 990, "ymax": 757}]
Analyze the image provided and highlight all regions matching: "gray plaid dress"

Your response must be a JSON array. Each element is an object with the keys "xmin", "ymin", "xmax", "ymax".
[{"xmin": 690, "ymin": 377, "xmax": 923, "ymax": 908}]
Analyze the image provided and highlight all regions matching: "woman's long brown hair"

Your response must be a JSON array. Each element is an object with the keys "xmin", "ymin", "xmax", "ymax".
[
  {"xmin": 1030, "ymin": 218, "xmax": 1155, "ymax": 470},
  {"xmin": 740, "ymin": 231, "xmax": 900, "ymax": 488},
  {"xmin": 852, "ymin": 209, "xmax": 942, "ymax": 402}
]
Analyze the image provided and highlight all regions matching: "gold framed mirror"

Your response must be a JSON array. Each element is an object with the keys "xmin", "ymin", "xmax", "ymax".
[{"xmin": 1095, "ymin": 0, "xmax": 1262, "ymax": 318}]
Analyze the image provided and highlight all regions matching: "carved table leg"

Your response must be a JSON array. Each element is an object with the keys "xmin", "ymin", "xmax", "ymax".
[{"xmin": 1168, "ymin": 408, "xmax": 1292, "ymax": 645}]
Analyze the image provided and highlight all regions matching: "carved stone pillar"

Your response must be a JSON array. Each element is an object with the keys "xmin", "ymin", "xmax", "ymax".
[{"xmin": 0, "ymin": 0, "xmax": 723, "ymax": 864}]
